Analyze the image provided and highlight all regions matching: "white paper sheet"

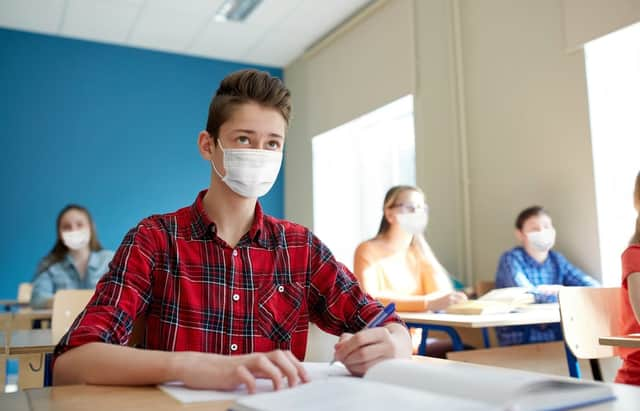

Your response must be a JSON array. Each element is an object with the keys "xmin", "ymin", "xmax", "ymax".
[{"xmin": 158, "ymin": 361, "xmax": 350, "ymax": 403}]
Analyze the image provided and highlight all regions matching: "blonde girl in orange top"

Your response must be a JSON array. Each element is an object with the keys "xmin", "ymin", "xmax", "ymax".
[
  {"xmin": 354, "ymin": 186, "xmax": 467, "ymax": 355},
  {"xmin": 615, "ymin": 171, "xmax": 640, "ymax": 386}
]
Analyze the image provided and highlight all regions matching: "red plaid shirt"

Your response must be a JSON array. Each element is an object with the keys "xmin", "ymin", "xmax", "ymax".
[{"xmin": 54, "ymin": 190, "xmax": 400, "ymax": 362}]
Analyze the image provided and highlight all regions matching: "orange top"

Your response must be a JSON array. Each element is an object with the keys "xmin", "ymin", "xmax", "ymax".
[
  {"xmin": 353, "ymin": 240, "xmax": 438, "ymax": 312},
  {"xmin": 615, "ymin": 244, "xmax": 640, "ymax": 385}
]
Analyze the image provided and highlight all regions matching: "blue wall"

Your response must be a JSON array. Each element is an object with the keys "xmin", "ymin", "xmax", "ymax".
[{"xmin": 0, "ymin": 28, "xmax": 284, "ymax": 299}]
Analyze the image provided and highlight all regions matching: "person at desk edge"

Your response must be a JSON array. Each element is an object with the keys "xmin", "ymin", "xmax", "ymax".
[
  {"xmin": 615, "ymin": 170, "xmax": 640, "ymax": 386},
  {"xmin": 494, "ymin": 205, "xmax": 599, "ymax": 346},
  {"xmin": 30, "ymin": 204, "xmax": 114, "ymax": 309},
  {"xmin": 52, "ymin": 69, "xmax": 411, "ymax": 392}
]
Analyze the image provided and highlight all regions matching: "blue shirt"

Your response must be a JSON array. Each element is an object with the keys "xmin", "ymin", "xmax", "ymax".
[
  {"xmin": 30, "ymin": 249, "xmax": 114, "ymax": 309},
  {"xmin": 494, "ymin": 246, "xmax": 599, "ymax": 346}
]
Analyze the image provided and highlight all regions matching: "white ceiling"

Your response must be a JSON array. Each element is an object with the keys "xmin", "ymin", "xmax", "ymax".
[{"xmin": 0, "ymin": 0, "xmax": 372, "ymax": 67}]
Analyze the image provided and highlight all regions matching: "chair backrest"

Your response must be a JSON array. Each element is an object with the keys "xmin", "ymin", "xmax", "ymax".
[
  {"xmin": 559, "ymin": 287, "xmax": 621, "ymax": 360},
  {"xmin": 17, "ymin": 282, "xmax": 33, "ymax": 304},
  {"xmin": 51, "ymin": 290, "xmax": 95, "ymax": 342}
]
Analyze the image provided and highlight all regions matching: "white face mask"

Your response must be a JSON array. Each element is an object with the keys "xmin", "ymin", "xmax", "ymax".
[
  {"xmin": 526, "ymin": 228, "xmax": 556, "ymax": 252},
  {"xmin": 396, "ymin": 212, "xmax": 428, "ymax": 235},
  {"xmin": 62, "ymin": 229, "xmax": 91, "ymax": 250},
  {"xmin": 211, "ymin": 140, "xmax": 283, "ymax": 198}
]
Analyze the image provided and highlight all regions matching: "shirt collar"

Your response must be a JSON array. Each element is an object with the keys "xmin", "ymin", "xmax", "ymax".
[{"xmin": 190, "ymin": 189, "xmax": 267, "ymax": 246}]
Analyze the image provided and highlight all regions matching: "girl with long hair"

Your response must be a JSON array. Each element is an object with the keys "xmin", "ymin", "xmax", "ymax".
[
  {"xmin": 353, "ymin": 185, "xmax": 467, "ymax": 355},
  {"xmin": 30, "ymin": 205, "xmax": 114, "ymax": 308}
]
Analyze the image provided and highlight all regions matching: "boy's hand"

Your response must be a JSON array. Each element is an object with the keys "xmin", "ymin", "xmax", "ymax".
[
  {"xmin": 175, "ymin": 349, "xmax": 309, "ymax": 393},
  {"xmin": 537, "ymin": 284, "xmax": 563, "ymax": 295},
  {"xmin": 333, "ymin": 322, "xmax": 411, "ymax": 376}
]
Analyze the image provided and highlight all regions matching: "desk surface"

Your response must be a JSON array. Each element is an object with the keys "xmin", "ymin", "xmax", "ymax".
[
  {"xmin": 399, "ymin": 304, "xmax": 560, "ymax": 328},
  {"xmin": 0, "ymin": 299, "xmax": 29, "ymax": 308},
  {"xmin": 1, "ymin": 329, "xmax": 55, "ymax": 355},
  {"xmin": 599, "ymin": 334, "xmax": 640, "ymax": 349},
  {"xmin": 0, "ymin": 384, "xmax": 233, "ymax": 411},
  {"xmin": 12, "ymin": 308, "xmax": 52, "ymax": 320},
  {"xmin": 1, "ymin": 357, "xmax": 638, "ymax": 411}
]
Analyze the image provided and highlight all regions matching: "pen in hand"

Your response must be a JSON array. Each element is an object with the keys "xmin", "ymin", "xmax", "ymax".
[{"xmin": 330, "ymin": 302, "xmax": 396, "ymax": 366}]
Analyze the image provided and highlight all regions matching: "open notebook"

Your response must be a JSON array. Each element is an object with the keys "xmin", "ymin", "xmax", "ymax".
[
  {"xmin": 446, "ymin": 287, "xmax": 536, "ymax": 315},
  {"xmin": 230, "ymin": 359, "xmax": 615, "ymax": 411}
]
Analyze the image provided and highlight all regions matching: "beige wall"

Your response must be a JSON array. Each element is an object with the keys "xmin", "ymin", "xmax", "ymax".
[
  {"xmin": 459, "ymin": 0, "xmax": 600, "ymax": 280},
  {"xmin": 284, "ymin": 0, "xmax": 415, "ymax": 229},
  {"xmin": 285, "ymin": 0, "xmax": 605, "ymax": 284},
  {"xmin": 563, "ymin": 0, "xmax": 640, "ymax": 51}
]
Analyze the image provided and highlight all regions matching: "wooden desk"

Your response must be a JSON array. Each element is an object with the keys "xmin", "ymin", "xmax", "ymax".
[
  {"xmin": 1, "ymin": 329, "xmax": 55, "ymax": 389},
  {"xmin": 399, "ymin": 304, "xmax": 560, "ymax": 350},
  {"xmin": 0, "ymin": 357, "xmax": 638, "ymax": 411},
  {"xmin": 0, "ymin": 299, "xmax": 29, "ymax": 312},
  {"xmin": 5, "ymin": 329, "xmax": 56, "ymax": 355},
  {"xmin": 11, "ymin": 308, "xmax": 52, "ymax": 329},
  {"xmin": 0, "ymin": 385, "xmax": 232, "ymax": 411},
  {"xmin": 398, "ymin": 304, "xmax": 584, "ymax": 377},
  {"xmin": 399, "ymin": 304, "xmax": 560, "ymax": 328},
  {"xmin": 599, "ymin": 334, "xmax": 640, "ymax": 349}
]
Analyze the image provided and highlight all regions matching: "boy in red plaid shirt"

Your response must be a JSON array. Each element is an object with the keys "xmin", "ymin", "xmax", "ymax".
[{"xmin": 53, "ymin": 69, "xmax": 411, "ymax": 392}]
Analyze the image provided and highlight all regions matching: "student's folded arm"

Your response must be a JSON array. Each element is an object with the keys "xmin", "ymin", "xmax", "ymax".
[
  {"xmin": 419, "ymin": 240, "xmax": 454, "ymax": 293},
  {"xmin": 53, "ymin": 343, "xmax": 179, "ymax": 386},
  {"xmin": 496, "ymin": 253, "xmax": 551, "ymax": 303},
  {"xmin": 371, "ymin": 292, "xmax": 429, "ymax": 312},
  {"xmin": 53, "ymin": 221, "xmax": 157, "ymax": 386},
  {"xmin": 557, "ymin": 253, "xmax": 600, "ymax": 287}
]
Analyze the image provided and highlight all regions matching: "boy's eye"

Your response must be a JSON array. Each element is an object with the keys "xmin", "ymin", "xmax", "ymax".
[{"xmin": 267, "ymin": 140, "xmax": 281, "ymax": 150}]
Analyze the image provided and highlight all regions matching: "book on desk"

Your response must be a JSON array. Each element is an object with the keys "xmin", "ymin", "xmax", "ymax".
[
  {"xmin": 161, "ymin": 359, "xmax": 615, "ymax": 411},
  {"xmin": 445, "ymin": 287, "xmax": 537, "ymax": 315}
]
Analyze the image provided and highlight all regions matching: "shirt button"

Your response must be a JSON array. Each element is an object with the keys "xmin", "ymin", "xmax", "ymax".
[
  {"xmin": 230, "ymin": 343, "xmax": 238, "ymax": 351},
  {"xmin": 277, "ymin": 285, "xmax": 285, "ymax": 293},
  {"xmin": 232, "ymin": 250, "xmax": 238, "ymax": 256},
  {"xmin": 232, "ymin": 294, "xmax": 240, "ymax": 302}
]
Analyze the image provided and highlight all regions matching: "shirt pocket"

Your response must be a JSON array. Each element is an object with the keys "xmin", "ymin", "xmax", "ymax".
[{"xmin": 257, "ymin": 281, "xmax": 305, "ymax": 345}]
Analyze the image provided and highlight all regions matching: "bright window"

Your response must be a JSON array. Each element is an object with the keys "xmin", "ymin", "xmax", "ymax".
[
  {"xmin": 585, "ymin": 22, "xmax": 640, "ymax": 285},
  {"xmin": 312, "ymin": 95, "xmax": 416, "ymax": 270}
]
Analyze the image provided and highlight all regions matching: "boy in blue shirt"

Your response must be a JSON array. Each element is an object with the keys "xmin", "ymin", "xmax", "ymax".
[{"xmin": 494, "ymin": 206, "xmax": 599, "ymax": 346}]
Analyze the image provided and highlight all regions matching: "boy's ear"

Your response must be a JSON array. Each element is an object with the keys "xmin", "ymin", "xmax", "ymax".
[
  {"xmin": 197, "ymin": 131, "xmax": 214, "ymax": 160},
  {"xmin": 514, "ymin": 229, "xmax": 525, "ymax": 243}
]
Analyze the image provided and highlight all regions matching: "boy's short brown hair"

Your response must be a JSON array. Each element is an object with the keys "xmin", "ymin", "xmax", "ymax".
[
  {"xmin": 205, "ymin": 69, "xmax": 291, "ymax": 144},
  {"xmin": 515, "ymin": 205, "xmax": 549, "ymax": 230}
]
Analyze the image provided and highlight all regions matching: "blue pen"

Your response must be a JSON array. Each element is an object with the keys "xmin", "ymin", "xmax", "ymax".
[
  {"xmin": 365, "ymin": 302, "xmax": 396, "ymax": 328},
  {"xmin": 330, "ymin": 302, "xmax": 396, "ymax": 366}
]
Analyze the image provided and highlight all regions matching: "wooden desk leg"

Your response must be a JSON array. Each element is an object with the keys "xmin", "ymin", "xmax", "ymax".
[
  {"xmin": 564, "ymin": 342, "xmax": 582, "ymax": 378},
  {"xmin": 0, "ymin": 354, "xmax": 6, "ymax": 389}
]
